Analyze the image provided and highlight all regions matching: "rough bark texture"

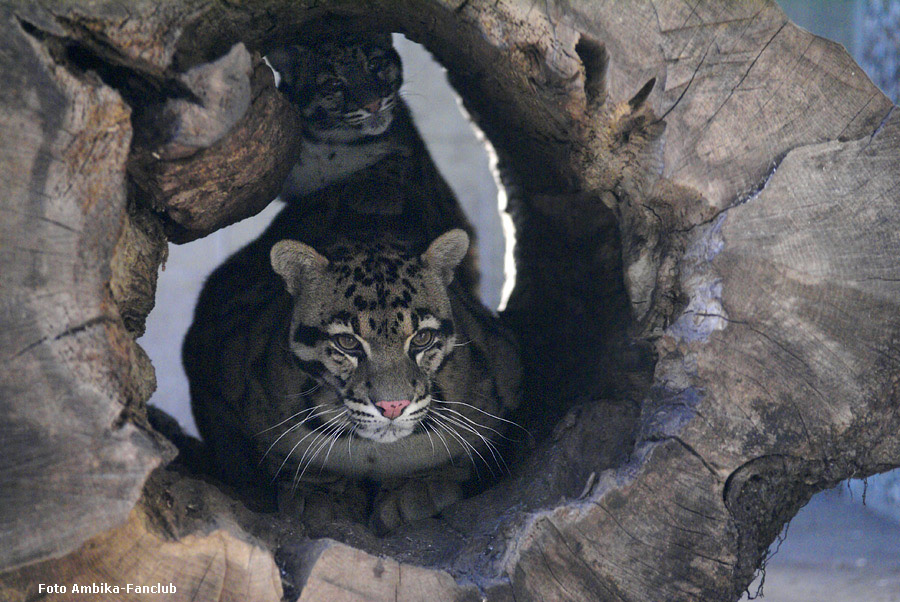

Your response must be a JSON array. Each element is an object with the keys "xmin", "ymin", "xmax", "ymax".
[
  {"xmin": 1, "ymin": 1, "xmax": 898, "ymax": 601},
  {"xmin": 0, "ymin": 470, "xmax": 284, "ymax": 602},
  {"xmin": 0, "ymin": 3, "xmax": 173, "ymax": 571},
  {"xmin": 128, "ymin": 45, "xmax": 307, "ymax": 243}
]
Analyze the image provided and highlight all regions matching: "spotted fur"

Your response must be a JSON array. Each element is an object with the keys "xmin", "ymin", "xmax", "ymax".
[
  {"xmin": 184, "ymin": 210, "xmax": 521, "ymax": 528},
  {"xmin": 266, "ymin": 32, "xmax": 479, "ymax": 294},
  {"xmin": 267, "ymin": 32, "xmax": 404, "ymax": 197},
  {"xmin": 268, "ymin": 32, "xmax": 401, "ymax": 141},
  {"xmin": 264, "ymin": 231, "xmax": 472, "ymax": 472}
]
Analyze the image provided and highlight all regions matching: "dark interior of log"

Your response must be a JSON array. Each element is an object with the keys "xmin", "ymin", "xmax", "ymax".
[{"xmin": 125, "ymin": 15, "xmax": 654, "ymax": 582}]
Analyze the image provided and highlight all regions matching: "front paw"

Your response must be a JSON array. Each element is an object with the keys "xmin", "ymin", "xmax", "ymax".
[
  {"xmin": 372, "ymin": 479, "xmax": 463, "ymax": 535},
  {"xmin": 277, "ymin": 476, "xmax": 369, "ymax": 528}
]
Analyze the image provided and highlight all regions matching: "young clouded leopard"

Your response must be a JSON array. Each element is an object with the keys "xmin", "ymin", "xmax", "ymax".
[
  {"xmin": 266, "ymin": 31, "xmax": 402, "ymax": 196},
  {"xmin": 265, "ymin": 30, "xmax": 479, "ymax": 293},
  {"xmin": 184, "ymin": 206, "xmax": 520, "ymax": 532}
]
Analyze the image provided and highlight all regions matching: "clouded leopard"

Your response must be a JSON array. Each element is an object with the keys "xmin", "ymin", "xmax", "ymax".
[
  {"xmin": 183, "ymin": 205, "xmax": 521, "ymax": 532},
  {"xmin": 266, "ymin": 30, "xmax": 479, "ymax": 293}
]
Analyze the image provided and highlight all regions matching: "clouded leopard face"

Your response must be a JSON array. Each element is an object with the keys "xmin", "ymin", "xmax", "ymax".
[
  {"xmin": 270, "ymin": 230, "xmax": 468, "ymax": 444},
  {"xmin": 267, "ymin": 33, "xmax": 402, "ymax": 143}
]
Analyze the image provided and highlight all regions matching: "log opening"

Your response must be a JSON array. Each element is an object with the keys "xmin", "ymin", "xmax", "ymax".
[{"xmin": 128, "ymin": 15, "xmax": 648, "ymax": 577}]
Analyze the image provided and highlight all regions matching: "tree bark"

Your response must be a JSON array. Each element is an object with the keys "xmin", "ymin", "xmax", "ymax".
[
  {"xmin": 0, "ymin": 470, "xmax": 284, "ymax": 602},
  {"xmin": 0, "ymin": 3, "xmax": 172, "ymax": 571},
  {"xmin": 1, "ymin": 1, "xmax": 898, "ymax": 601}
]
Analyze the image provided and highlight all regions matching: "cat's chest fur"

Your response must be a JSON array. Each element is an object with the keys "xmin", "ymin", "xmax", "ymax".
[{"xmin": 281, "ymin": 134, "xmax": 402, "ymax": 197}]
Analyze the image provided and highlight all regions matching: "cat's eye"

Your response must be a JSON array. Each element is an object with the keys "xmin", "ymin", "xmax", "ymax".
[
  {"xmin": 333, "ymin": 333, "xmax": 361, "ymax": 353},
  {"xmin": 368, "ymin": 56, "xmax": 387, "ymax": 72},
  {"xmin": 409, "ymin": 329, "xmax": 436, "ymax": 350},
  {"xmin": 322, "ymin": 78, "xmax": 343, "ymax": 92}
]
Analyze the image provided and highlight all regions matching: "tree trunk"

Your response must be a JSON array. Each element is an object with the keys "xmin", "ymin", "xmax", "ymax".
[{"xmin": 1, "ymin": 1, "xmax": 898, "ymax": 601}]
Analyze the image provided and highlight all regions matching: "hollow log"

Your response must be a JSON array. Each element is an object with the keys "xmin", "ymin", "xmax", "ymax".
[{"xmin": 2, "ymin": 1, "xmax": 899, "ymax": 601}]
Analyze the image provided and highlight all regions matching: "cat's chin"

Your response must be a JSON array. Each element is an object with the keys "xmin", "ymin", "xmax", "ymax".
[
  {"xmin": 354, "ymin": 420, "xmax": 416, "ymax": 443},
  {"xmin": 316, "ymin": 114, "xmax": 394, "ymax": 143},
  {"xmin": 358, "ymin": 112, "xmax": 393, "ymax": 136}
]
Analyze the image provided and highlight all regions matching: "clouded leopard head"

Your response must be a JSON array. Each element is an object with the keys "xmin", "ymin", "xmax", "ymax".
[
  {"xmin": 271, "ymin": 230, "xmax": 468, "ymax": 444},
  {"xmin": 267, "ymin": 32, "xmax": 402, "ymax": 143}
]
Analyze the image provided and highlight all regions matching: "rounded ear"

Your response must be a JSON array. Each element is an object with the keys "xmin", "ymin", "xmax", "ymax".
[
  {"xmin": 270, "ymin": 239, "xmax": 329, "ymax": 296},
  {"xmin": 264, "ymin": 45, "xmax": 309, "ymax": 92},
  {"xmin": 422, "ymin": 229, "xmax": 470, "ymax": 286},
  {"xmin": 363, "ymin": 31, "xmax": 394, "ymax": 48}
]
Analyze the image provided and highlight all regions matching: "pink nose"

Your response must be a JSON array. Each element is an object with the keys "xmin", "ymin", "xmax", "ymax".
[
  {"xmin": 375, "ymin": 399, "xmax": 410, "ymax": 420},
  {"xmin": 364, "ymin": 100, "xmax": 381, "ymax": 114}
]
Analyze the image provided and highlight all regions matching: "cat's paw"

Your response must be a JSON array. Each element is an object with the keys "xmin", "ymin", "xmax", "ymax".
[
  {"xmin": 371, "ymin": 479, "xmax": 463, "ymax": 534},
  {"xmin": 277, "ymin": 475, "xmax": 368, "ymax": 527}
]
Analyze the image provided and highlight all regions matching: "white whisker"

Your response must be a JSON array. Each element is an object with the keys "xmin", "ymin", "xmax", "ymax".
[
  {"xmin": 259, "ymin": 406, "xmax": 342, "ymax": 464},
  {"xmin": 347, "ymin": 424, "xmax": 356, "ymax": 459},
  {"xmin": 432, "ymin": 417, "xmax": 474, "ymax": 468},
  {"xmin": 256, "ymin": 403, "xmax": 323, "ymax": 435},
  {"xmin": 292, "ymin": 411, "xmax": 348, "ymax": 487},
  {"xmin": 437, "ymin": 406, "xmax": 507, "ymax": 439},
  {"xmin": 272, "ymin": 410, "xmax": 343, "ymax": 481},
  {"xmin": 431, "ymin": 414, "xmax": 490, "ymax": 478},
  {"xmin": 274, "ymin": 422, "xmax": 328, "ymax": 482},
  {"xmin": 298, "ymin": 422, "xmax": 344, "ymax": 482},
  {"xmin": 433, "ymin": 411, "xmax": 503, "ymax": 476},
  {"xmin": 432, "ymin": 398, "xmax": 530, "ymax": 436},
  {"xmin": 321, "ymin": 422, "xmax": 348, "ymax": 468},
  {"xmin": 279, "ymin": 382, "xmax": 322, "ymax": 400},
  {"xmin": 398, "ymin": 90, "xmax": 427, "ymax": 102},
  {"xmin": 427, "ymin": 419, "xmax": 456, "ymax": 465},
  {"xmin": 422, "ymin": 423, "xmax": 436, "ymax": 460},
  {"xmin": 434, "ymin": 410, "xmax": 507, "ymax": 474}
]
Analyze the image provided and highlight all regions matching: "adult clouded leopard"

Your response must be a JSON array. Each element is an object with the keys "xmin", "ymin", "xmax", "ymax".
[
  {"xmin": 265, "ymin": 29, "xmax": 479, "ymax": 293},
  {"xmin": 183, "ymin": 206, "xmax": 520, "ymax": 531}
]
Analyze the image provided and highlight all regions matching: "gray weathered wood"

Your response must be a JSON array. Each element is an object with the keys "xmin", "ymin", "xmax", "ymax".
[
  {"xmin": 0, "ymin": 471, "xmax": 283, "ymax": 602},
  {"xmin": 129, "ymin": 47, "xmax": 306, "ymax": 243},
  {"xmin": 0, "ymin": 4, "xmax": 172, "ymax": 570}
]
